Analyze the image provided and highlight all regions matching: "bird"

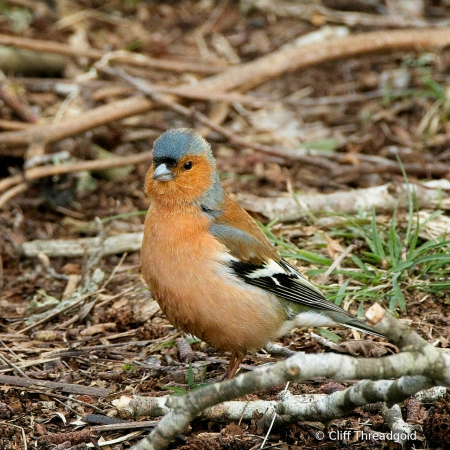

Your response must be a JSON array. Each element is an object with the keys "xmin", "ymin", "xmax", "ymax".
[{"xmin": 140, "ymin": 128, "xmax": 383, "ymax": 378}]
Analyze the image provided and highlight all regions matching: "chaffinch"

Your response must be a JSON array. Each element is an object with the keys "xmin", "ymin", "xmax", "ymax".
[{"xmin": 141, "ymin": 128, "xmax": 382, "ymax": 378}]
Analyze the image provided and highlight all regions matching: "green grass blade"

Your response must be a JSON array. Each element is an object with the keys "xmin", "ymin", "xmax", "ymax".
[
  {"xmin": 334, "ymin": 279, "xmax": 350, "ymax": 306},
  {"xmin": 187, "ymin": 361, "xmax": 194, "ymax": 388},
  {"xmin": 406, "ymin": 211, "xmax": 421, "ymax": 259},
  {"xmin": 392, "ymin": 272, "xmax": 406, "ymax": 311},
  {"xmin": 412, "ymin": 253, "xmax": 450, "ymax": 267},
  {"xmin": 357, "ymin": 300, "xmax": 365, "ymax": 318},
  {"xmin": 317, "ymin": 328, "xmax": 341, "ymax": 343},
  {"xmin": 282, "ymin": 250, "xmax": 333, "ymax": 266},
  {"xmin": 360, "ymin": 251, "xmax": 383, "ymax": 265},
  {"xmin": 389, "ymin": 259, "xmax": 415, "ymax": 273},
  {"xmin": 423, "ymin": 74, "xmax": 447, "ymax": 101},
  {"xmin": 394, "ymin": 152, "xmax": 416, "ymax": 248},
  {"xmin": 410, "ymin": 238, "xmax": 450, "ymax": 259},
  {"xmin": 371, "ymin": 209, "xmax": 385, "ymax": 259},
  {"xmin": 388, "ymin": 207, "xmax": 402, "ymax": 266},
  {"xmin": 351, "ymin": 254, "xmax": 373, "ymax": 276}
]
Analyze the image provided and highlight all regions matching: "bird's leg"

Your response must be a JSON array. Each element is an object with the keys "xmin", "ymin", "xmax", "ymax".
[{"xmin": 225, "ymin": 352, "xmax": 244, "ymax": 379}]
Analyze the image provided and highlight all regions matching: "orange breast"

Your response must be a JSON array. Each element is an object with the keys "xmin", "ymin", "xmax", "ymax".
[{"xmin": 140, "ymin": 203, "xmax": 285, "ymax": 354}]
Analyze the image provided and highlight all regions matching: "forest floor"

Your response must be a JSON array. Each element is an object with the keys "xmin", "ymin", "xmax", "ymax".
[{"xmin": 1, "ymin": 1, "xmax": 450, "ymax": 449}]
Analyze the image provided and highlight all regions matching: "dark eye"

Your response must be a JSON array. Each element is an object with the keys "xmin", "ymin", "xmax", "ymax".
[{"xmin": 183, "ymin": 161, "xmax": 193, "ymax": 170}]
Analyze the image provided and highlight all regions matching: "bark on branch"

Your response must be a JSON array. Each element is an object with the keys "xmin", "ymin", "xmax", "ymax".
[
  {"xmin": 19, "ymin": 232, "xmax": 143, "ymax": 258},
  {"xmin": 128, "ymin": 305, "xmax": 450, "ymax": 450},
  {"xmin": 0, "ymin": 34, "xmax": 225, "ymax": 74},
  {"xmin": 237, "ymin": 180, "xmax": 449, "ymax": 221}
]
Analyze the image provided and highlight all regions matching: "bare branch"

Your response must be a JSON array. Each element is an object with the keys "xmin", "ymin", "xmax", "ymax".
[
  {"xmin": 237, "ymin": 181, "xmax": 449, "ymax": 221},
  {"xmin": 19, "ymin": 232, "xmax": 143, "ymax": 258},
  {"xmin": 128, "ymin": 307, "xmax": 450, "ymax": 450}
]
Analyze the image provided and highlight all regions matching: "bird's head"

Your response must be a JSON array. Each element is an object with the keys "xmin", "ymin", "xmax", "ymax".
[{"xmin": 145, "ymin": 128, "xmax": 223, "ymax": 209}]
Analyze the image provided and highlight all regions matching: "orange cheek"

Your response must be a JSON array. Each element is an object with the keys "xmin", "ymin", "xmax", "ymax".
[
  {"xmin": 175, "ymin": 167, "xmax": 212, "ymax": 201},
  {"xmin": 144, "ymin": 160, "xmax": 214, "ymax": 204}
]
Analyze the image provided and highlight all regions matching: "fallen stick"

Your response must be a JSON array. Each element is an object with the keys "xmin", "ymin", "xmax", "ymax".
[
  {"xmin": 197, "ymin": 28, "xmax": 450, "ymax": 95},
  {"xmin": 0, "ymin": 182, "xmax": 27, "ymax": 209},
  {"xmin": 0, "ymin": 34, "xmax": 225, "ymax": 74},
  {"xmin": 244, "ymin": 0, "xmax": 450, "ymax": 29},
  {"xmin": 0, "ymin": 152, "xmax": 152, "ymax": 195},
  {"xmin": 0, "ymin": 95, "xmax": 154, "ymax": 148},
  {"xmin": 236, "ymin": 181, "xmax": 449, "ymax": 222},
  {"xmin": 0, "ymin": 373, "xmax": 110, "ymax": 397},
  {"xmin": 115, "ymin": 382, "xmax": 439, "ymax": 426},
  {"xmin": 98, "ymin": 82, "xmax": 264, "ymax": 107},
  {"xmin": 0, "ymin": 45, "xmax": 66, "ymax": 75},
  {"xmin": 0, "ymin": 357, "xmax": 63, "ymax": 374},
  {"xmin": 90, "ymin": 81, "xmax": 265, "ymax": 107},
  {"xmin": 0, "ymin": 334, "xmax": 29, "ymax": 342},
  {"xmin": 90, "ymin": 421, "xmax": 158, "ymax": 432},
  {"xmin": 382, "ymin": 404, "xmax": 418, "ymax": 446},
  {"xmin": 0, "ymin": 118, "xmax": 31, "ymax": 130},
  {"xmin": 0, "ymin": 352, "xmax": 28, "ymax": 378},
  {"xmin": 19, "ymin": 232, "xmax": 143, "ymax": 258},
  {"xmin": 128, "ymin": 304, "xmax": 450, "ymax": 450}
]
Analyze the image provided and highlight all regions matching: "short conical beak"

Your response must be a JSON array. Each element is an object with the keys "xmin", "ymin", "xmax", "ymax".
[{"xmin": 153, "ymin": 163, "xmax": 174, "ymax": 181}]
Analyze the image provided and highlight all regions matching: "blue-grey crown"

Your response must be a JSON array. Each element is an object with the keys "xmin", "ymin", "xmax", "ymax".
[{"xmin": 153, "ymin": 128, "xmax": 215, "ymax": 165}]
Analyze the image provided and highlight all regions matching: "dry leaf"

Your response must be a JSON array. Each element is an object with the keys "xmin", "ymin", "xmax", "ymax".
[
  {"xmin": 80, "ymin": 322, "xmax": 117, "ymax": 336},
  {"xmin": 332, "ymin": 340, "xmax": 396, "ymax": 358}
]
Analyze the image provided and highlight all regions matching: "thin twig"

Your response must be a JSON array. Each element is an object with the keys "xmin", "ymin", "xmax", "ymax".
[
  {"xmin": 0, "ymin": 373, "xmax": 110, "ymax": 397},
  {"xmin": 20, "ymin": 233, "xmax": 143, "ymax": 258},
  {"xmin": 260, "ymin": 382, "xmax": 290, "ymax": 449},
  {"xmin": 0, "ymin": 34, "xmax": 226, "ymax": 74},
  {"xmin": 0, "ymin": 152, "xmax": 153, "ymax": 207},
  {"xmin": 0, "ymin": 151, "xmax": 152, "ymax": 194},
  {"xmin": 0, "ymin": 352, "xmax": 29, "ymax": 378},
  {"xmin": 90, "ymin": 420, "xmax": 158, "ymax": 432},
  {"xmin": 317, "ymin": 244, "xmax": 355, "ymax": 285},
  {"xmin": 0, "ymin": 95, "xmax": 154, "ymax": 149},
  {"xmin": 100, "ymin": 252, "xmax": 127, "ymax": 290},
  {"xmin": 15, "ymin": 289, "xmax": 103, "ymax": 334},
  {"xmin": 247, "ymin": 1, "xmax": 450, "ymax": 29},
  {"xmin": 27, "ymin": 390, "xmax": 104, "ymax": 413},
  {"xmin": 0, "ymin": 182, "xmax": 28, "ymax": 209},
  {"xmin": 0, "ymin": 422, "xmax": 27, "ymax": 450}
]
